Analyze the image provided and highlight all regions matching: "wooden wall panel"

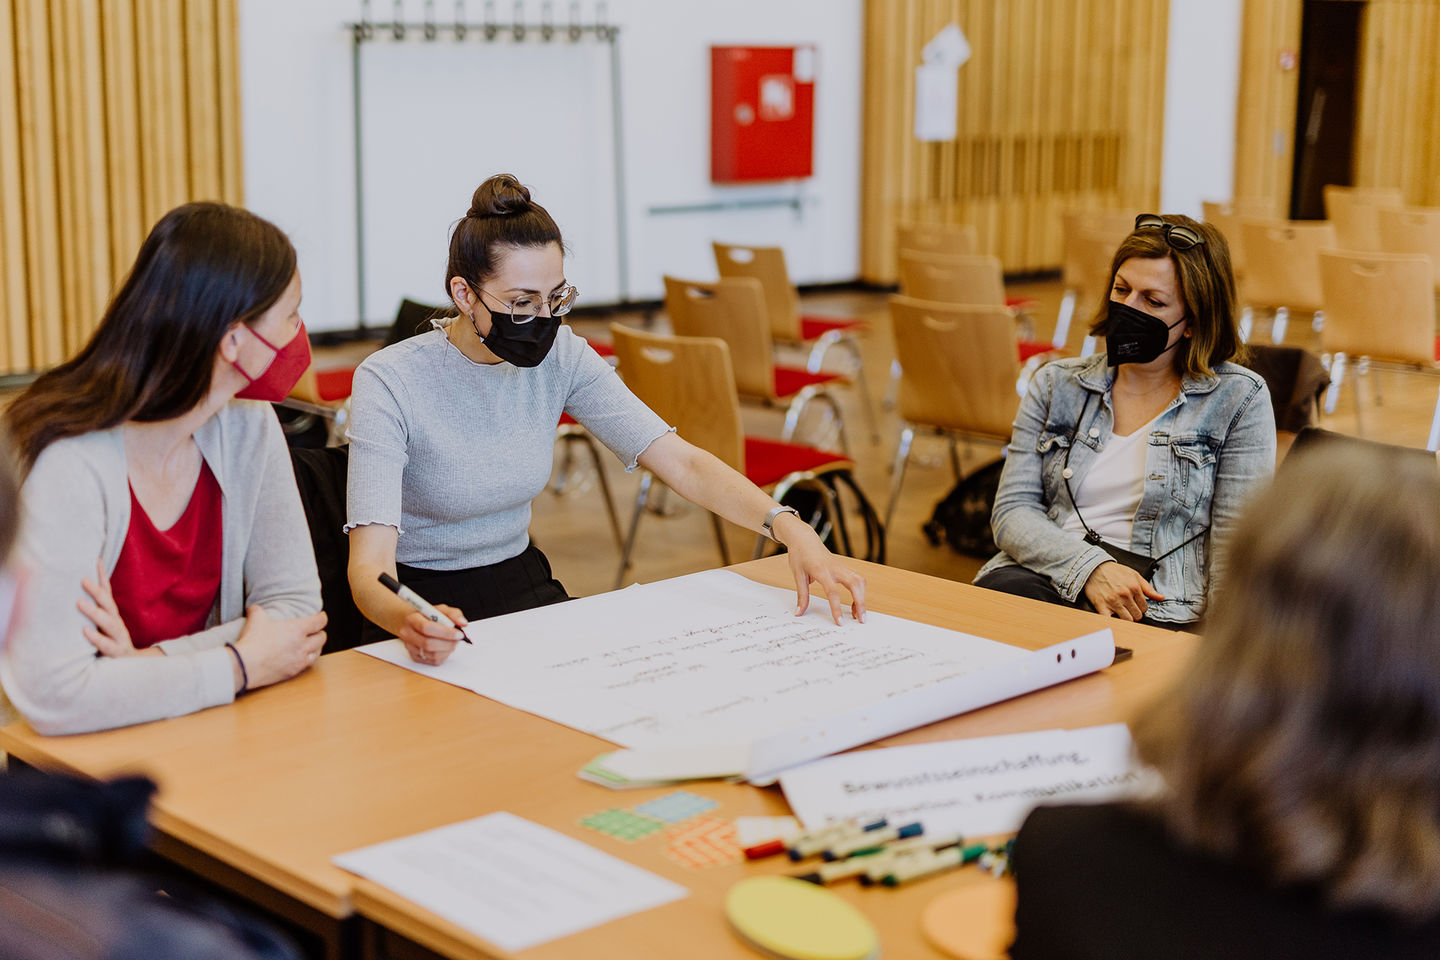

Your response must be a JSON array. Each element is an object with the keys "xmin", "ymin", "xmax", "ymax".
[
  {"xmin": 1356, "ymin": 0, "xmax": 1440, "ymax": 205},
  {"xmin": 862, "ymin": 0, "xmax": 1169, "ymax": 283},
  {"xmin": 1234, "ymin": 0, "xmax": 1440, "ymax": 218},
  {"xmin": 0, "ymin": 0, "xmax": 243, "ymax": 376}
]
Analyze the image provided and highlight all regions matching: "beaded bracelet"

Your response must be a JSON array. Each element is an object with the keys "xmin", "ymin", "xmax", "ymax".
[{"xmin": 225, "ymin": 642, "xmax": 249, "ymax": 695}]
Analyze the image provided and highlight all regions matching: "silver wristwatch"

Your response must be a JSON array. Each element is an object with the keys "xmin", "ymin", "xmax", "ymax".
[{"xmin": 761, "ymin": 505, "xmax": 802, "ymax": 543}]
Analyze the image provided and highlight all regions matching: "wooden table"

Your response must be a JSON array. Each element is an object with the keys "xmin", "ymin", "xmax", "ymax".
[{"xmin": 0, "ymin": 557, "xmax": 1197, "ymax": 960}]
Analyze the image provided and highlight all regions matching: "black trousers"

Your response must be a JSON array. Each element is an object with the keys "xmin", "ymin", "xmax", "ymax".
[
  {"xmin": 974, "ymin": 564, "xmax": 1192, "ymax": 631},
  {"xmin": 361, "ymin": 543, "xmax": 570, "ymax": 644}
]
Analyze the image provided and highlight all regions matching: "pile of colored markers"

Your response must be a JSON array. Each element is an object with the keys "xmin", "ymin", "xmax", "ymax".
[{"xmin": 744, "ymin": 818, "xmax": 1012, "ymax": 887}]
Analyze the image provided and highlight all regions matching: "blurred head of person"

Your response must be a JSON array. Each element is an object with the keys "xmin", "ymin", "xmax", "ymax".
[{"xmin": 1135, "ymin": 442, "xmax": 1440, "ymax": 918}]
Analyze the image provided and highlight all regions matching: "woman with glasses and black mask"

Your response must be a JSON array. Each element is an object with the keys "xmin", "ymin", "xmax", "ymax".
[
  {"xmin": 345, "ymin": 174, "xmax": 866, "ymax": 663},
  {"xmin": 973, "ymin": 214, "xmax": 1274, "ymax": 626}
]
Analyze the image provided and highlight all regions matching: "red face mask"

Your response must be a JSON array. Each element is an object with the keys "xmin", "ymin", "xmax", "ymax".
[{"xmin": 233, "ymin": 322, "xmax": 311, "ymax": 402}]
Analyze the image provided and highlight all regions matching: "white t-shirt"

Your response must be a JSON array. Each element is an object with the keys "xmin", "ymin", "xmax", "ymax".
[{"xmin": 1060, "ymin": 411, "xmax": 1162, "ymax": 548}]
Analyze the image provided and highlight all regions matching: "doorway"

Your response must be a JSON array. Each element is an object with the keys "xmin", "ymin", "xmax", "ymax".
[{"xmin": 1289, "ymin": 0, "xmax": 1364, "ymax": 219}]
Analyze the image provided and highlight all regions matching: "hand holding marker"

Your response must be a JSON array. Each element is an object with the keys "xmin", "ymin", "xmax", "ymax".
[{"xmin": 377, "ymin": 573, "xmax": 471, "ymax": 644}]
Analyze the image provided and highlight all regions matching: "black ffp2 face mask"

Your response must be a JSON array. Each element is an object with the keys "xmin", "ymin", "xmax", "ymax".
[
  {"xmin": 471, "ymin": 307, "xmax": 561, "ymax": 368},
  {"xmin": 1105, "ymin": 299, "xmax": 1185, "ymax": 367}
]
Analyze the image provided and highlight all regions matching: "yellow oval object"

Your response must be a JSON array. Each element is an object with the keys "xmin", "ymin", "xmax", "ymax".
[{"xmin": 725, "ymin": 876, "xmax": 879, "ymax": 960}]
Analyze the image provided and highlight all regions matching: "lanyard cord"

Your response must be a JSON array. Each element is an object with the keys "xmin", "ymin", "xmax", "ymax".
[{"xmin": 1061, "ymin": 392, "xmax": 1207, "ymax": 568}]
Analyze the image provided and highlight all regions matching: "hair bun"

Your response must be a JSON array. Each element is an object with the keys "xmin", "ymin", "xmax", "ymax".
[{"xmin": 467, "ymin": 174, "xmax": 532, "ymax": 218}]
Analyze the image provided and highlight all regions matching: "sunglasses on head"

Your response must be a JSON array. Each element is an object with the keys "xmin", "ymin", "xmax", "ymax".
[{"xmin": 1134, "ymin": 214, "xmax": 1206, "ymax": 251}]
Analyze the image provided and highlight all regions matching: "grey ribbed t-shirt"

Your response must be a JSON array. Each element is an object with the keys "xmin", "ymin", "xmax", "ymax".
[{"xmin": 346, "ymin": 324, "xmax": 672, "ymax": 570}]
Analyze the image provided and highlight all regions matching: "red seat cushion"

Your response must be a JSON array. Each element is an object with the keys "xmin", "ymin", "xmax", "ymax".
[
  {"xmin": 586, "ymin": 338, "xmax": 615, "ymax": 358},
  {"xmin": 558, "ymin": 413, "xmax": 578, "ymax": 426},
  {"xmin": 1018, "ymin": 340, "xmax": 1055, "ymax": 362},
  {"xmin": 743, "ymin": 436, "xmax": 850, "ymax": 489},
  {"xmin": 772, "ymin": 365, "xmax": 845, "ymax": 399},
  {"xmin": 314, "ymin": 368, "xmax": 355, "ymax": 402},
  {"xmin": 798, "ymin": 315, "xmax": 865, "ymax": 341},
  {"xmin": 1006, "ymin": 297, "xmax": 1039, "ymax": 312}
]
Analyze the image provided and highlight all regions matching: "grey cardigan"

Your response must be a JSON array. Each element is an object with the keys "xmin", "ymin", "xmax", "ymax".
[{"xmin": 0, "ymin": 401, "xmax": 322, "ymax": 734}]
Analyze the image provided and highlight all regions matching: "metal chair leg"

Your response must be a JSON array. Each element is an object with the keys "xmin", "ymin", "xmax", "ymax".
[
  {"xmin": 882, "ymin": 358, "xmax": 901, "ymax": 410},
  {"xmin": 614, "ymin": 471, "xmax": 654, "ymax": 589},
  {"xmin": 884, "ymin": 426, "xmax": 915, "ymax": 532},
  {"xmin": 1324, "ymin": 352, "xmax": 1348, "ymax": 415},
  {"xmin": 578, "ymin": 433, "xmax": 625, "ymax": 549},
  {"xmin": 1271, "ymin": 306, "xmax": 1289, "ymax": 344},
  {"xmin": 710, "ymin": 512, "xmax": 731, "ymax": 566},
  {"xmin": 782, "ymin": 386, "xmax": 848, "ymax": 454},
  {"xmin": 1427, "ymin": 385, "xmax": 1440, "ymax": 451},
  {"xmin": 1052, "ymin": 288, "xmax": 1076, "ymax": 349},
  {"xmin": 1238, "ymin": 305, "xmax": 1253, "ymax": 343}
]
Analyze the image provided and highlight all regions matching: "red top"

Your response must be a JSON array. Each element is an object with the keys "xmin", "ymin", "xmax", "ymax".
[{"xmin": 110, "ymin": 461, "xmax": 224, "ymax": 650}]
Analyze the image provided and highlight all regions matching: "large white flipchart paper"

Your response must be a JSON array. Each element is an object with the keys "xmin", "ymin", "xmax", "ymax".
[{"xmin": 357, "ymin": 570, "xmax": 1115, "ymax": 780}]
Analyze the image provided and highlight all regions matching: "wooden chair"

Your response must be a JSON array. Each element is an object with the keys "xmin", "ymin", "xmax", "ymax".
[
  {"xmin": 896, "ymin": 251, "xmax": 1055, "ymax": 361},
  {"xmin": 1323, "ymin": 185, "xmax": 1404, "ymax": 253},
  {"xmin": 662, "ymin": 275, "xmax": 848, "ymax": 452},
  {"xmin": 1237, "ymin": 218, "xmax": 1336, "ymax": 343},
  {"xmin": 1317, "ymin": 250, "xmax": 1440, "ymax": 449},
  {"xmin": 608, "ymin": 325, "xmax": 853, "ymax": 586},
  {"xmin": 711, "ymin": 241, "xmax": 876, "ymax": 440},
  {"xmin": 1056, "ymin": 210, "xmax": 1135, "ymax": 350},
  {"xmin": 896, "ymin": 222, "xmax": 979, "ymax": 258},
  {"xmin": 884, "ymin": 296, "xmax": 1026, "ymax": 530},
  {"xmin": 1378, "ymin": 206, "xmax": 1440, "ymax": 293},
  {"xmin": 1201, "ymin": 198, "xmax": 1272, "ymax": 284}
]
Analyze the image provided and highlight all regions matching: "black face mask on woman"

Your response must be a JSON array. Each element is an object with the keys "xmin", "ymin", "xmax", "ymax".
[
  {"xmin": 470, "ymin": 305, "xmax": 561, "ymax": 368},
  {"xmin": 1105, "ymin": 298, "xmax": 1185, "ymax": 367}
]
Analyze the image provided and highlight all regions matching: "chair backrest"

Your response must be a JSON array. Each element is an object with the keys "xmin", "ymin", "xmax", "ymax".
[
  {"xmin": 1377, "ymin": 206, "xmax": 1440, "ymax": 291},
  {"xmin": 609, "ymin": 324, "xmax": 746, "ymax": 472},
  {"xmin": 1060, "ymin": 209, "xmax": 1135, "ymax": 287},
  {"xmin": 1201, "ymin": 199, "xmax": 1270, "ymax": 278},
  {"xmin": 712, "ymin": 242, "xmax": 803, "ymax": 341},
  {"xmin": 896, "ymin": 251, "xmax": 1006, "ymax": 305},
  {"xmin": 888, "ymin": 295, "xmax": 1022, "ymax": 439},
  {"xmin": 896, "ymin": 222, "xmax": 979, "ymax": 258},
  {"xmin": 1068, "ymin": 231, "xmax": 1120, "ymax": 334},
  {"xmin": 1237, "ymin": 218, "xmax": 1336, "ymax": 312},
  {"xmin": 1323, "ymin": 185, "xmax": 1404, "ymax": 252},
  {"xmin": 288, "ymin": 445, "xmax": 366, "ymax": 652},
  {"xmin": 385, "ymin": 298, "xmax": 448, "ymax": 347},
  {"xmin": 662, "ymin": 275, "xmax": 775, "ymax": 400},
  {"xmin": 1318, "ymin": 250, "xmax": 1436, "ymax": 364}
]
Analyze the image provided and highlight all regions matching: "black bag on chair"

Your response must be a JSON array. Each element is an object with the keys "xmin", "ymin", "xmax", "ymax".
[
  {"xmin": 776, "ymin": 469, "xmax": 886, "ymax": 564},
  {"xmin": 924, "ymin": 458, "xmax": 1005, "ymax": 558}
]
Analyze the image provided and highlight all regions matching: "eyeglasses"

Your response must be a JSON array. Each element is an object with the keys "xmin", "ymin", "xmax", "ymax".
[
  {"xmin": 477, "ymin": 283, "xmax": 579, "ymax": 322},
  {"xmin": 1134, "ymin": 214, "xmax": 1206, "ymax": 251}
]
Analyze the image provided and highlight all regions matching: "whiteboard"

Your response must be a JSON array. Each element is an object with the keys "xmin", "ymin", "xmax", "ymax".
[{"xmin": 357, "ymin": 38, "xmax": 621, "ymax": 323}]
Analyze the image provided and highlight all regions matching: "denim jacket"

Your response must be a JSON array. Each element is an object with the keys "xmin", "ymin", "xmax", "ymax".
[{"xmin": 975, "ymin": 354, "xmax": 1275, "ymax": 623}]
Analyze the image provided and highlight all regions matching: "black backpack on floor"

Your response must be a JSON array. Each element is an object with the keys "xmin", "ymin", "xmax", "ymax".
[
  {"xmin": 776, "ymin": 469, "xmax": 886, "ymax": 564},
  {"xmin": 923, "ymin": 459, "xmax": 1005, "ymax": 558}
]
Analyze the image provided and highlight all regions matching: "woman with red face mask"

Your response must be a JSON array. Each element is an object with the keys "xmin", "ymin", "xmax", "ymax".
[{"xmin": 0, "ymin": 203, "xmax": 327, "ymax": 735}]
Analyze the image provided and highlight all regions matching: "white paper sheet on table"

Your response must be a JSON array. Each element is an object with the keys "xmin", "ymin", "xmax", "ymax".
[
  {"xmin": 358, "ymin": 569, "xmax": 1115, "ymax": 780},
  {"xmin": 778, "ymin": 723, "xmax": 1156, "ymax": 837},
  {"xmin": 333, "ymin": 812, "xmax": 686, "ymax": 952}
]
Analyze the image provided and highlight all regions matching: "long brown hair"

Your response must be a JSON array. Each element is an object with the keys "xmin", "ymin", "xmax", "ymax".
[
  {"xmin": 446, "ymin": 173, "xmax": 563, "ymax": 298},
  {"xmin": 1088, "ymin": 214, "xmax": 1244, "ymax": 378},
  {"xmin": 1135, "ymin": 443, "xmax": 1440, "ymax": 919},
  {"xmin": 5, "ymin": 202, "xmax": 296, "ymax": 470}
]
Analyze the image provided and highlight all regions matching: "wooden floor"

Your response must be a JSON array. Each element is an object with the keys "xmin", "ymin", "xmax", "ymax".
[{"xmin": 13, "ymin": 277, "xmax": 1439, "ymax": 604}]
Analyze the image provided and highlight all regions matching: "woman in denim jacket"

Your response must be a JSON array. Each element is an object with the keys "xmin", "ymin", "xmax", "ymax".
[{"xmin": 974, "ymin": 215, "xmax": 1274, "ymax": 625}]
